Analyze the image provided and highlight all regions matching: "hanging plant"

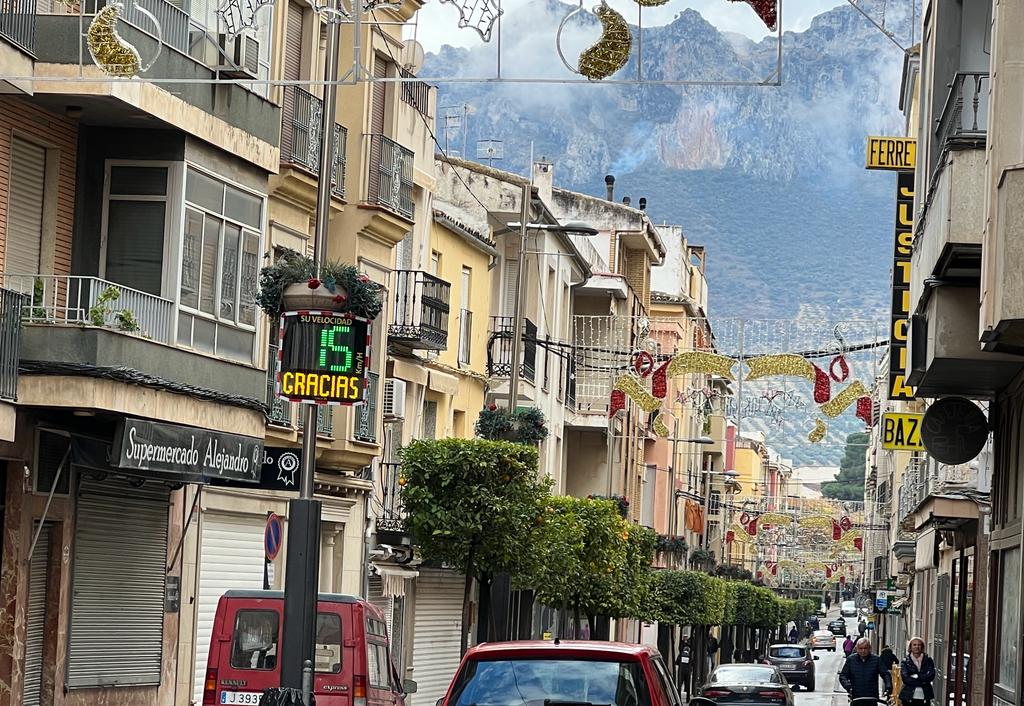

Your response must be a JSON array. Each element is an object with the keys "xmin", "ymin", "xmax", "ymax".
[
  {"xmin": 587, "ymin": 494, "xmax": 629, "ymax": 518},
  {"xmin": 475, "ymin": 404, "xmax": 549, "ymax": 445},
  {"xmin": 689, "ymin": 546, "xmax": 716, "ymax": 570},
  {"xmin": 256, "ymin": 250, "xmax": 384, "ymax": 320},
  {"xmin": 655, "ymin": 534, "xmax": 688, "ymax": 557}
]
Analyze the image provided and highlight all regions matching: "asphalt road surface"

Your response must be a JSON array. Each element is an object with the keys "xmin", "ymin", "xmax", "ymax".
[{"xmin": 794, "ymin": 605, "xmax": 881, "ymax": 706}]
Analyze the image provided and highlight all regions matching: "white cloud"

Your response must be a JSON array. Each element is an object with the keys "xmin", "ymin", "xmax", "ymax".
[{"xmin": 407, "ymin": 0, "xmax": 846, "ymax": 53}]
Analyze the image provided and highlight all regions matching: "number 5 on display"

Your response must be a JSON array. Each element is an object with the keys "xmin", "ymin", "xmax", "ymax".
[{"xmin": 319, "ymin": 325, "xmax": 353, "ymax": 372}]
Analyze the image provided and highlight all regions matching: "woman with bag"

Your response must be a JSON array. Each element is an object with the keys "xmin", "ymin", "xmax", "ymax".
[
  {"xmin": 843, "ymin": 635, "xmax": 855, "ymax": 656},
  {"xmin": 899, "ymin": 637, "xmax": 937, "ymax": 706}
]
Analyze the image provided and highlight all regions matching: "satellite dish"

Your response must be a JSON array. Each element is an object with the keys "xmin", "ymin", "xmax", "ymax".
[{"xmin": 400, "ymin": 39, "xmax": 425, "ymax": 74}]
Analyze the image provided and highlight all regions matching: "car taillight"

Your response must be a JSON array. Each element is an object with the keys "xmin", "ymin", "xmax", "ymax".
[
  {"xmin": 803, "ymin": 659, "xmax": 813, "ymax": 666},
  {"xmin": 202, "ymin": 668, "xmax": 217, "ymax": 705},
  {"xmin": 759, "ymin": 690, "xmax": 786, "ymax": 700},
  {"xmin": 354, "ymin": 674, "xmax": 368, "ymax": 706},
  {"xmin": 702, "ymin": 688, "xmax": 733, "ymax": 698}
]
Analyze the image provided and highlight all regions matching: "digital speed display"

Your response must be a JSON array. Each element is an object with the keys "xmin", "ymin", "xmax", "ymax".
[{"xmin": 277, "ymin": 311, "xmax": 369, "ymax": 405}]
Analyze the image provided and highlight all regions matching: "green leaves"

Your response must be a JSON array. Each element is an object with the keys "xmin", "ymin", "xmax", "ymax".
[
  {"xmin": 821, "ymin": 431, "xmax": 870, "ymax": 501},
  {"xmin": 648, "ymin": 570, "xmax": 727, "ymax": 626},
  {"xmin": 475, "ymin": 406, "xmax": 550, "ymax": 444}
]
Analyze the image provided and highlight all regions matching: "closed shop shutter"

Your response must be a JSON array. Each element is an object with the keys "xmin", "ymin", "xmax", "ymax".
[
  {"xmin": 5, "ymin": 137, "xmax": 46, "ymax": 280},
  {"xmin": 410, "ymin": 570, "xmax": 464, "ymax": 706},
  {"xmin": 369, "ymin": 575, "xmax": 394, "ymax": 635},
  {"xmin": 22, "ymin": 523, "xmax": 50, "ymax": 706},
  {"xmin": 67, "ymin": 477, "xmax": 170, "ymax": 688},
  {"xmin": 192, "ymin": 512, "xmax": 268, "ymax": 704}
]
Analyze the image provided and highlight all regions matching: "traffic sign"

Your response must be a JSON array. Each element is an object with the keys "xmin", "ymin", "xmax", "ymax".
[
  {"xmin": 265, "ymin": 512, "xmax": 284, "ymax": 561},
  {"xmin": 875, "ymin": 591, "xmax": 889, "ymax": 610},
  {"xmin": 277, "ymin": 311, "xmax": 369, "ymax": 405}
]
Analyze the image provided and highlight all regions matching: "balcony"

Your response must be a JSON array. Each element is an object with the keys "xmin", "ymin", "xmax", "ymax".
[
  {"xmin": 486, "ymin": 316, "xmax": 537, "ymax": 383},
  {"xmin": 899, "ymin": 457, "xmax": 985, "ymax": 532},
  {"xmin": 0, "ymin": 288, "xmax": 25, "ymax": 401},
  {"xmin": 281, "ymin": 86, "xmax": 347, "ymax": 200},
  {"xmin": 354, "ymin": 372, "xmax": 380, "ymax": 443},
  {"xmin": 365, "ymin": 134, "xmax": 414, "ymax": 220},
  {"xmin": 388, "ymin": 270, "xmax": 450, "ymax": 351},
  {"xmin": 0, "ymin": 0, "xmax": 34, "ymax": 54},
  {"xmin": 375, "ymin": 460, "xmax": 410, "ymax": 543}
]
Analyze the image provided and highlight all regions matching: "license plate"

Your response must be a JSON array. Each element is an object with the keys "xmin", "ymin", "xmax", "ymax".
[{"xmin": 220, "ymin": 691, "xmax": 263, "ymax": 705}]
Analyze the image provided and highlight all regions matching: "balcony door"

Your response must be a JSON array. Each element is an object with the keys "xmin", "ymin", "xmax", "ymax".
[{"xmin": 101, "ymin": 164, "xmax": 171, "ymax": 297}]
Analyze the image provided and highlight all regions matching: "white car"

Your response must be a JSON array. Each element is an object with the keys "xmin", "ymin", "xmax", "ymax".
[
  {"xmin": 817, "ymin": 603, "xmax": 827, "ymax": 617},
  {"xmin": 840, "ymin": 600, "xmax": 857, "ymax": 617},
  {"xmin": 810, "ymin": 629, "xmax": 836, "ymax": 652}
]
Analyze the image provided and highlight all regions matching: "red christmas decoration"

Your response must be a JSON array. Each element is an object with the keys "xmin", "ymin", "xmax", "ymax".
[
  {"xmin": 756, "ymin": 570, "xmax": 763, "ymax": 579},
  {"xmin": 829, "ymin": 354, "xmax": 850, "ymax": 382},
  {"xmin": 831, "ymin": 519, "xmax": 842, "ymax": 541},
  {"xmin": 839, "ymin": 515, "xmax": 853, "ymax": 532},
  {"xmin": 633, "ymin": 351, "xmax": 654, "ymax": 378},
  {"xmin": 856, "ymin": 396, "xmax": 873, "ymax": 425},
  {"xmin": 745, "ymin": 517, "xmax": 759, "ymax": 536},
  {"xmin": 813, "ymin": 364, "xmax": 831, "ymax": 404},
  {"xmin": 854, "ymin": 537, "xmax": 863, "ymax": 551},
  {"xmin": 739, "ymin": 511, "xmax": 750, "ymax": 525},
  {"xmin": 307, "ymin": 277, "xmax": 321, "ymax": 289},
  {"xmin": 726, "ymin": 530, "xmax": 735, "ymax": 544},
  {"xmin": 609, "ymin": 389, "xmax": 626, "ymax": 417},
  {"xmin": 731, "ymin": 0, "xmax": 776, "ymax": 30},
  {"xmin": 825, "ymin": 567, "xmax": 833, "ymax": 578},
  {"xmin": 651, "ymin": 360, "xmax": 669, "ymax": 399},
  {"xmin": 839, "ymin": 575, "xmax": 846, "ymax": 585}
]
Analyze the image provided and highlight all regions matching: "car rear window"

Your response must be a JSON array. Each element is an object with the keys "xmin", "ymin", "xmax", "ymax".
[
  {"xmin": 710, "ymin": 666, "xmax": 780, "ymax": 684},
  {"xmin": 769, "ymin": 647, "xmax": 805, "ymax": 659},
  {"xmin": 449, "ymin": 658, "xmax": 652, "ymax": 706},
  {"xmin": 231, "ymin": 610, "xmax": 279, "ymax": 670},
  {"xmin": 315, "ymin": 613, "xmax": 343, "ymax": 674}
]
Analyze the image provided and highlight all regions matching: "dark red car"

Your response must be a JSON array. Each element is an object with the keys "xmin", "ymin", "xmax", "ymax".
[{"xmin": 438, "ymin": 641, "xmax": 683, "ymax": 706}]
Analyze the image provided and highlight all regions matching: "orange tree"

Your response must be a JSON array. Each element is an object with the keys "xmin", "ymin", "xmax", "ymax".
[{"xmin": 399, "ymin": 438, "xmax": 550, "ymax": 654}]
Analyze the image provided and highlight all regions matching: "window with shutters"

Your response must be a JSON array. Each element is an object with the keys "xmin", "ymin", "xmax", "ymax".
[
  {"xmin": 178, "ymin": 166, "xmax": 264, "ymax": 363},
  {"xmin": 4, "ymin": 137, "xmax": 47, "ymax": 281},
  {"xmin": 102, "ymin": 164, "xmax": 170, "ymax": 297}
]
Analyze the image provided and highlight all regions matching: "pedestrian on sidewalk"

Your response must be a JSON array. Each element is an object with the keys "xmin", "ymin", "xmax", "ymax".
[
  {"xmin": 674, "ymin": 634, "xmax": 693, "ymax": 696},
  {"xmin": 839, "ymin": 638, "xmax": 893, "ymax": 701},
  {"xmin": 858, "ymin": 618, "xmax": 867, "ymax": 638},
  {"xmin": 899, "ymin": 637, "xmax": 936, "ymax": 706},
  {"xmin": 843, "ymin": 635, "xmax": 855, "ymax": 656},
  {"xmin": 879, "ymin": 644, "xmax": 898, "ymax": 673},
  {"xmin": 706, "ymin": 630, "xmax": 720, "ymax": 674},
  {"xmin": 788, "ymin": 626, "xmax": 799, "ymax": 643}
]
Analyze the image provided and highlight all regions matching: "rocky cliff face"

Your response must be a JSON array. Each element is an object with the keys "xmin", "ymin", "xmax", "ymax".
[{"xmin": 425, "ymin": 1, "xmax": 914, "ymax": 323}]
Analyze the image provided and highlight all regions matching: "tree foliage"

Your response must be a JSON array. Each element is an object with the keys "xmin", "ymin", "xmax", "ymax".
[
  {"xmin": 648, "ymin": 570, "xmax": 726, "ymax": 626},
  {"xmin": 400, "ymin": 438, "xmax": 550, "ymax": 579},
  {"xmin": 730, "ymin": 582, "xmax": 782, "ymax": 628},
  {"xmin": 821, "ymin": 432, "xmax": 870, "ymax": 501}
]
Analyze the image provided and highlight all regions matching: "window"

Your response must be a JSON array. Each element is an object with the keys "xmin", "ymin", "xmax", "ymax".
[
  {"xmin": 459, "ymin": 267, "xmax": 472, "ymax": 366},
  {"xmin": 315, "ymin": 613, "xmax": 343, "ymax": 674},
  {"xmin": 449, "ymin": 659, "xmax": 652, "ymax": 706},
  {"xmin": 367, "ymin": 642, "xmax": 391, "ymax": 689},
  {"xmin": 104, "ymin": 165, "xmax": 169, "ymax": 296},
  {"xmin": 179, "ymin": 167, "xmax": 263, "ymax": 363},
  {"xmin": 995, "ymin": 547, "xmax": 1020, "ymax": 694},
  {"xmin": 231, "ymin": 610, "xmax": 280, "ymax": 670},
  {"xmin": 768, "ymin": 646, "xmax": 806, "ymax": 659},
  {"xmin": 710, "ymin": 666, "xmax": 779, "ymax": 684}
]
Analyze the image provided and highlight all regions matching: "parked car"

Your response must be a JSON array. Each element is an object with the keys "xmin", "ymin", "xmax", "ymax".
[
  {"xmin": 202, "ymin": 590, "xmax": 413, "ymax": 706},
  {"xmin": 816, "ymin": 603, "xmax": 827, "ymax": 617},
  {"xmin": 840, "ymin": 600, "xmax": 857, "ymax": 617},
  {"xmin": 809, "ymin": 630, "xmax": 836, "ymax": 652},
  {"xmin": 699, "ymin": 664, "xmax": 795, "ymax": 705},
  {"xmin": 763, "ymin": 643, "xmax": 818, "ymax": 691},
  {"xmin": 828, "ymin": 618, "xmax": 847, "ymax": 636},
  {"xmin": 439, "ymin": 640, "xmax": 681, "ymax": 706}
]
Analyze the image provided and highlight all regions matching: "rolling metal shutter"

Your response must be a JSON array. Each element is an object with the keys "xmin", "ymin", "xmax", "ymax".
[
  {"xmin": 22, "ymin": 523, "xmax": 50, "ymax": 706},
  {"xmin": 192, "ymin": 512, "xmax": 267, "ymax": 704},
  {"xmin": 68, "ymin": 477, "xmax": 170, "ymax": 688},
  {"xmin": 410, "ymin": 570, "xmax": 464, "ymax": 706},
  {"xmin": 5, "ymin": 137, "xmax": 45, "ymax": 279},
  {"xmin": 284, "ymin": 1, "xmax": 303, "ymax": 83}
]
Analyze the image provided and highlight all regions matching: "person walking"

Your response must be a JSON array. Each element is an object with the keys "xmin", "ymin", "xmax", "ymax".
[
  {"xmin": 879, "ymin": 644, "xmax": 899, "ymax": 673},
  {"xmin": 843, "ymin": 635, "xmax": 855, "ymax": 656},
  {"xmin": 706, "ymin": 630, "xmax": 720, "ymax": 674},
  {"xmin": 788, "ymin": 625, "xmax": 799, "ymax": 643},
  {"xmin": 674, "ymin": 634, "xmax": 693, "ymax": 696},
  {"xmin": 899, "ymin": 637, "xmax": 936, "ymax": 706},
  {"xmin": 825, "ymin": 594, "xmax": 832, "ymax": 610},
  {"xmin": 840, "ymin": 638, "xmax": 893, "ymax": 701},
  {"xmin": 858, "ymin": 618, "xmax": 868, "ymax": 638}
]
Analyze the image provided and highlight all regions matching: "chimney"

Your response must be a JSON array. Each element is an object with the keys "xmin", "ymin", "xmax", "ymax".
[
  {"xmin": 533, "ymin": 158, "xmax": 554, "ymax": 204},
  {"xmin": 638, "ymin": 197, "xmax": 647, "ymax": 211},
  {"xmin": 622, "ymin": 196, "xmax": 631, "ymax": 206},
  {"xmin": 605, "ymin": 174, "xmax": 615, "ymax": 201}
]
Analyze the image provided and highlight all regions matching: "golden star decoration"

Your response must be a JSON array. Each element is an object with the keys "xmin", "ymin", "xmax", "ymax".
[{"xmin": 87, "ymin": 3, "xmax": 142, "ymax": 78}]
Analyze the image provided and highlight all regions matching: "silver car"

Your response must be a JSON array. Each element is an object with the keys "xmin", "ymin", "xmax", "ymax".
[{"xmin": 699, "ymin": 664, "xmax": 795, "ymax": 705}]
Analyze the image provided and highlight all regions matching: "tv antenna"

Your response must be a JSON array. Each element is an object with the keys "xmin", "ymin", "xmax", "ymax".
[{"xmin": 475, "ymin": 139, "xmax": 504, "ymax": 167}]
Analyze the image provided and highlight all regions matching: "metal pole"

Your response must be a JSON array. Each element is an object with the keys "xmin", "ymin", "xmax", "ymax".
[
  {"xmin": 702, "ymin": 458, "xmax": 712, "ymax": 550},
  {"xmin": 605, "ymin": 371, "xmax": 616, "ymax": 496},
  {"xmin": 668, "ymin": 418, "xmax": 680, "ymax": 539},
  {"xmin": 281, "ymin": 0, "xmax": 339, "ymax": 689},
  {"xmin": 507, "ymin": 182, "xmax": 530, "ymax": 412}
]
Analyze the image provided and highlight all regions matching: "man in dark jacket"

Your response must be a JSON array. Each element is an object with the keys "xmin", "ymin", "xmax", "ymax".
[
  {"xmin": 879, "ymin": 645, "xmax": 899, "ymax": 673},
  {"xmin": 674, "ymin": 634, "xmax": 693, "ymax": 695},
  {"xmin": 839, "ymin": 638, "xmax": 893, "ymax": 700}
]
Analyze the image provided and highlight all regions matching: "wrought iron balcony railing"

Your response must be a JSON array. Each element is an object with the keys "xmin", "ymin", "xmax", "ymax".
[
  {"xmin": 365, "ymin": 133, "xmax": 414, "ymax": 220},
  {"xmin": 389, "ymin": 270, "xmax": 450, "ymax": 351},
  {"xmin": 0, "ymin": 0, "xmax": 34, "ymax": 54},
  {"xmin": 487, "ymin": 316, "xmax": 537, "ymax": 382},
  {"xmin": 281, "ymin": 85, "xmax": 347, "ymax": 199},
  {"xmin": 58, "ymin": 0, "xmax": 189, "ymax": 54},
  {"xmin": 354, "ymin": 371, "xmax": 380, "ymax": 443},
  {"xmin": 936, "ymin": 72, "xmax": 989, "ymax": 146},
  {"xmin": 0, "ymin": 287, "xmax": 25, "ymax": 401}
]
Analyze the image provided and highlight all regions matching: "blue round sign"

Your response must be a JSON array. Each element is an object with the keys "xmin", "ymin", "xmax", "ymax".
[{"xmin": 265, "ymin": 513, "xmax": 283, "ymax": 561}]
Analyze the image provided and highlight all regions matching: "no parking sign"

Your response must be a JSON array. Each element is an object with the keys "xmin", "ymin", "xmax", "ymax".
[{"xmin": 265, "ymin": 512, "xmax": 284, "ymax": 561}]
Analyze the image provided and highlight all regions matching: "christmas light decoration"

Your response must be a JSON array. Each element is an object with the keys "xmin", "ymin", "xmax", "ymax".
[
  {"xmin": 88, "ymin": 3, "xmax": 150, "ymax": 78},
  {"xmin": 856, "ymin": 396, "xmax": 873, "ymax": 425},
  {"xmin": 829, "ymin": 354, "xmax": 850, "ymax": 382},
  {"xmin": 745, "ymin": 354, "xmax": 815, "ymax": 381},
  {"xmin": 652, "ymin": 412, "xmax": 671, "ymax": 438},
  {"xmin": 667, "ymin": 351, "xmax": 737, "ymax": 380},
  {"xmin": 577, "ymin": 2, "xmax": 632, "ymax": 80},
  {"xmin": 609, "ymin": 389, "xmax": 625, "ymax": 417},
  {"xmin": 798, "ymin": 514, "xmax": 834, "ymax": 530},
  {"xmin": 757, "ymin": 512, "xmax": 793, "ymax": 526},
  {"xmin": 633, "ymin": 350, "xmax": 654, "ymax": 377},
  {"xmin": 839, "ymin": 515, "xmax": 853, "ymax": 532},
  {"xmin": 216, "ymin": 0, "xmax": 275, "ymax": 36},
  {"xmin": 808, "ymin": 418, "xmax": 826, "ymax": 443},
  {"xmin": 813, "ymin": 364, "xmax": 831, "ymax": 403},
  {"xmin": 729, "ymin": 0, "xmax": 777, "ymax": 30},
  {"xmin": 821, "ymin": 380, "xmax": 870, "ymax": 417},
  {"xmin": 651, "ymin": 360, "xmax": 669, "ymax": 399},
  {"xmin": 612, "ymin": 374, "xmax": 662, "ymax": 413},
  {"xmin": 439, "ymin": 0, "xmax": 503, "ymax": 41}
]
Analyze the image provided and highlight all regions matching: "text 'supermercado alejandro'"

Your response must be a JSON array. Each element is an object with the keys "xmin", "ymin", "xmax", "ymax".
[{"xmin": 277, "ymin": 310, "xmax": 369, "ymax": 405}]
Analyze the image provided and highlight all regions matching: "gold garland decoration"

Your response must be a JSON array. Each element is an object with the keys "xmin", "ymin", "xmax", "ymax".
[
  {"xmin": 613, "ymin": 375, "xmax": 662, "ymax": 413},
  {"xmin": 88, "ymin": 3, "xmax": 142, "ymax": 78},
  {"xmin": 728, "ymin": 522, "xmax": 754, "ymax": 542},
  {"xmin": 797, "ymin": 514, "xmax": 834, "ymax": 530},
  {"xmin": 805, "ymin": 561, "xmax": 828, "ymax": 572},
  {"xmin": 744, "ymin": 354, "xmax": 815, "ymax": 381},
  {"xmin": 578, "ymin": 2, "xmax": 631, "ymax": 80},
  {"xmin": 821, "ymin": 380, "xmax": 870, "ymax": 418},
  {"xmin": 666, "ymin": 351, "xmax": 736, "ymax": 380},
  {"xmin": 757, "ymin": 512, "xmax": 794, "ymax": 526},
  {"xmin": 808, "ymin": 418, "xmax": 827, "ymax": 443},
  {"xmin": 652, "ymin": 412, "xmax": 671, "ymax": 438},
  {"xmin": 777, "ymin": 559, "xmax": 802, "ymax": 574},
  {"xmin": 837, "ymin": 530, "xmax": 862, "ymax": 549},
  {"xmin": 633, "ymin": 0, "xmax": 669, "ymax": 6}
]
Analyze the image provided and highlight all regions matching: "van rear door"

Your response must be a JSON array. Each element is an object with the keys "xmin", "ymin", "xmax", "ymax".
[
  {"xmin": 209, "ymin": 598, "xmax": 283, "ymax": 705},
  {"xmin": 313, "ymin": 602, "xmax": 354, "ymax": 706}
]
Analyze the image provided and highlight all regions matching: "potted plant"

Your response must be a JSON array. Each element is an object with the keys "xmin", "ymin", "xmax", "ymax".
[
  {"xmin": 257, "ymin": 249, "xmax": 384, "ymax": 319},
  {"xmin": 474, "ymin": 405, "xmax": 549, "ymax": 445}
]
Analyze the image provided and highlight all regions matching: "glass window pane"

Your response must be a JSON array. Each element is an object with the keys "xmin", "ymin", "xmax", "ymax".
[
  {"xmin": 230, "ymin": 610, "xmax": 279, "ymax": 670},
  {"xmin": 220, "ymin": 223, "xmax": 241, "ymax": 321},
  {"xmin": 110, "ymin": 166, "xmax": 167, "ymax": 196},
  {"xmin": 368, "ymin": 643, "xmax": 390, "ymax": 688},
  {"xmin": 105, "ymin": 200, "xmax": 165, "ymax": 295},
  {"xmin": 225, "ymin": 185, "xmax": 262, "ymax": 228},
  {"xmin": 997, "ymin": 547, "xmax": 1020, "ymax": 689},
  {"xmin": 192, "ymin": 316, "xmax": 217, "ymax": 354},
  {"xmin": 181, "ymin": 208, "xmax": 203, "ymax": 309},
  {"xmin": 216, "ymin": 325, "xmax": 253, "ymax": 363},
  {"xmin": 186, "ymin": 168, "xmax": 225, "ymax": 213},
  {"xmin": 315, "ymin": 613, "xmax": 342, "ymax": 674},
  {"xmin": 239, "ymin": 232, "xmax": 259, "ymax": 326},
  {"xmin": 200, "ymin": 216, "xmax": 221, "ymax": 315}
]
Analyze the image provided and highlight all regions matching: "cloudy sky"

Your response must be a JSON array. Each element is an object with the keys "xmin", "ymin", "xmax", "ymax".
[{"xmin": 408, "ymin": 0, "xmax": 847, "ymax": 52}]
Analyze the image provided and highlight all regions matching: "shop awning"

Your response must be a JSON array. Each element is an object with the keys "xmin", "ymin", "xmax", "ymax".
[
  {"xmin": 428, "ymin": 369, "xmax": 459, "ymax": 395},
  {"xmin": 373, "ymin": 563, "xmax": 420, "ymax": 597}
]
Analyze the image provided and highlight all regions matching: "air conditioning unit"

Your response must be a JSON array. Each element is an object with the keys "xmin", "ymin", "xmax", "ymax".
[
  {"xmin": 383, "ymin": 379, "xmax": 407, "ymax": 420},
  {"xmin": 217, "ymin": 33, "xmax": 260, "ymax": 79}
]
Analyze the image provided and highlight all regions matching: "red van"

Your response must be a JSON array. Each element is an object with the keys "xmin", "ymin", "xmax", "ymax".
[{"xmin": 202, "ymin": 590, "xmax": 413, "ymax": 706}]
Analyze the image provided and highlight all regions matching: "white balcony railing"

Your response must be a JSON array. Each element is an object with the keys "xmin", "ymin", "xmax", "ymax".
[{"xmin": 0, "ymin": 274, "xmax": 175, "ymax": 345}]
